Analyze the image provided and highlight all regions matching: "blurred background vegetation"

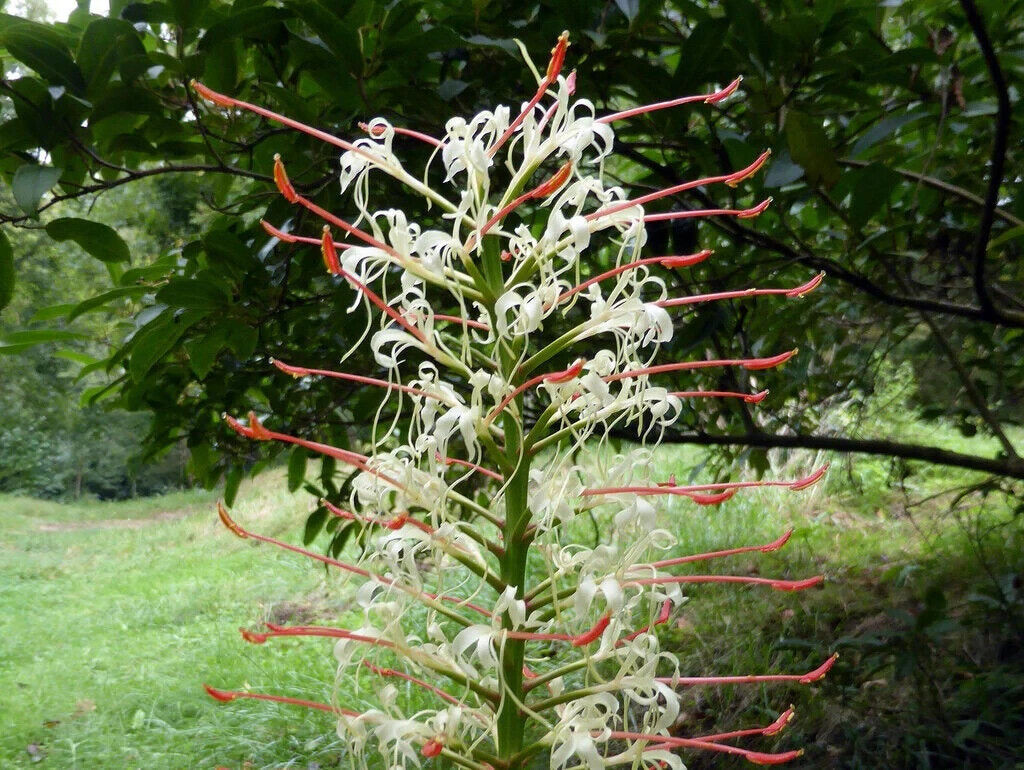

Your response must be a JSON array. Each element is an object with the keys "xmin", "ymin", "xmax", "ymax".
[{"xmin": 0, "ymin": 0, "xmax": 1022, "ymax": 767}]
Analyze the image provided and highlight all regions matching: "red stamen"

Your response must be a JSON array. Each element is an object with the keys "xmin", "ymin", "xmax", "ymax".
[
  {"xmin": 261, "ymin": 220, "xmax": 352, "ymax": 250},
  {"xmin": 505, "ymin": 613, "xmax": 610, "ymax": 646},
  {"xmin": 581, "ymin": 464, "xmax": 827, "ymax": 498},
  {"xmin": 597, "ymin": 77, "xmax": 742, "ymax": 123},
  {"xmin": 603, "ymin": 350, "xmax": 797, "ymax": 382},
  {"xmin": 624, "ymin": 575, "xmax": 824, "ymax": 592},
  {"xmin": 203, "ymin": 684, "xmax": 356, "ymax": 716},
  {"xmin": 685, "ymin": 490, "xmax": 736, "ymax": 505},
  {"xmin": 657, "ymin": 273, "xmax": 824, "ymax": 309},
  {"xmin": 655, "ymin": 654, "xmax": 838, "ymax": 687},
  {"xmin": 616, "ymin": 599, "xmax": 672, "ymax": 645},
  {"xmin": 471, "ymin": 162, "xmax": 573, "ymax": 247},
  {"xmin": 402, "ymin": 311, "xmax": 490, "ymax": 331},
  {"xmin": 436, "ymin": 453, "xmax": 505, "ymax": 481},
  {"xmin": 644, "ymin": 198, "xmax": 771, "ymax": 222},
  {"xmin": 485, "ymin": 359, "xmax": 585, "ymax": 425},
  {"xmin": 488, "ymin": 31, "xmax": 570, "ymax": 158},
  {"xmin": 271, "ymin": 358, "xmax": 451, "ymax": 403},
  {"xmin": 358, "ymin": 121, "xmax": 442, "ymax": 148},
  {"xmin": 670, "ymin": 389, "xmax": 769, "ymax": 403},
  {"xmin": 644, "ymin": 707, "xmax": 795, "ymax": 750},
  {"xmin": 587, "ymin": 152, "xmax": 770, "ymax": 222},
  {"xmin": 608, "ymin": 730, "xmax": 801, "ymax": 765},
  {"xmin": 363, "ymin": 661, "xmax": 463, "ymax": 708},
  {"xmin": 555, "ymin": 250, "xmax": 712, "ymax": 305},
  {"xmin": 191, "ymin": 81, "xmax": 385, "ymax": 167},
  {"xmin": 651, "ymin": 529, "xmax": 794, "ymax": 569},
  {"xmin": 322, "ymin": 499, "xmax": 435, "ymax": 535}
]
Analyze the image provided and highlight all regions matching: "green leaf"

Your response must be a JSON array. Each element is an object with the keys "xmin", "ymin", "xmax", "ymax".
[
  {"xmin": 11, "ymin": 164, "xmax": 62, "ymax": 214},
  {"xmin": 302, "ymin": 505, "xmax": 328, "ymax": 546},
  {"xmin": 127, "ymin": 311, "xmax": 203, "ymax": 382},
  {"xmin": 786, "ymin": 111, "xmax": 840, "ymax": 187},
  {"xmin": 1, "ymin": 329, "xmax": 88, "ymax": 344},
  {"xmin": 291, "ymin": 1, "xmax": 362, "ymax": 74},
  {"xmin": 199, "ymin": 6, "xmax": 293, "ymax": 50},
  {"xmin": 30, "ymin": 303, "xmax": 76, "ymax": 322},
  {"xmin": 0, "ymin": 22, "xmax": 87, "ymax": 96},
  {"xmin": 287, "ymin": 446, "xmax": 307, "ymax": 492},
  {"xmin": 69, "ymin": 286, "xmax": 150, "ymax": 320},
  {"xmin": 45, "ymin": 217, "xmax": 131, "ymax": 263},
  {"xmin": 223, "ymin": 466, "xmax": 243, "ymax": 507},
  {"xmin": 77, "ymin": 17, "xmax": 145, "ymax": 95},
  {"xmin": 183, "ymin": 328, "xmax": 225, "ymax": 379},
  {"xmin": 848, "ymin": 163, "xmax": 900, "ymax": 229},
  {"xmin": 0, "ymin": 231, "xmax": 13, "ymax": 311},
  {"xmin": 155, "ymin": 278, "xmax": 230, "ymax": 310}
]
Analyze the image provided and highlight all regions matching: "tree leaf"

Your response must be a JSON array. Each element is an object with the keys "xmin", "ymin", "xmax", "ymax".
[
  {"xmin": 0, "ymin": 21, "xmax": 86, "ymax": 96},
  {"xmin": 287, "ymin": 446, "xmax": 307, "ymax": 492},
  {"xmin": 45, "ymin": 217, "xmax": 131, "ymax": 263},
  {"xmin": 68, "ymin": 286, "xmax": 150, "ymax": 320},
  {"xmin": 11, "ymin": 165, "xmax": 63, "ymax": 214},
  {"xmin": 155, "ymin": 278, "xmax": 230, "ymax": 310},
  {"xmin": 302, "ymin": 504, "xmax": 328, "ymax": 545},
  {"xmin": 76, "ymin": 17, "xmax": 145, "ymax": 95},
  {"xmin": 0, "ymin": 231, "xmax": 13, "ymax": 311},
  {"xmin": 223, "ymin": 466, "xmax": 243, "ymax": 507},
  {"xmin": 786, "ymin": 111, "xmax": 840, "ymax": 187},
  {"xmin": 848, "ymin": 163, "xmax": 900, "ymax": 229}
]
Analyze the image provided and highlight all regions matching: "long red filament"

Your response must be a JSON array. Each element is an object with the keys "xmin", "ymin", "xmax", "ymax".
[
  {"xmin": 597, "ymin": 77, "xmax": 742, "ymax": 124},
  {"xmin": 656, "ymin": 654, "xmax": 838, "ymax": 687}
]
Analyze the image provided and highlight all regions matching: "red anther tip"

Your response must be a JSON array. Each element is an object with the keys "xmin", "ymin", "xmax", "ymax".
[
  {"xmin": 260, "ymin": 219, "xmax": 298, "ymax": 242},
  {"xmin": 743, "ymin": 349, "xmax": 796, "ymax": 370},
  {"xmin": 773, "ymin": 575, "xmax": 824, "ymax": 591},
  {"xmin": 686, "ymin": 489, "xmax": 736, "ymax": 505},
  {"xmin": 763, "ymin": 706, "xmax": 796, "ymax": 736},
  {"xmin": 544, "ymin": 358, "xmax": 586, "ymax": 384},
  {"xmin": 761, "ymin": 528, "xmax": 794, "ymax": 552},
  {"xmin": 500, "ymin": 250, "xmax": 513, "ymax": 261},
  {"xmin": 573, "ymin": 613, "xmax": 611, "ymax": 646},
  {"xmin": 744, "ymin": 389, "xmax": 770, "ymax": 403},
  {"xmin": 246, "ymin": 411, "xmax": 273, "ymax": 440},
  {"xmin": 321, "ymin": 227, "xmax": 341, "ymax": 274},
  {"xmin": 217, "ymin": 502, "xmax": 249, "ymax": 539},
  {"xmin": 656, "ymin": 474, "xmax": 678, "ymax": 488},
  {"xmin": 272, "ymin": 154, "xmax": 299, "ymax": 203},
  {"xmin": 799, "ymin": 653, "xmax": 839, "ymax": 684},
  {"xmin": 790, "ymin": 464, "xmax": 828, "ymax": 490},
  {"xmin": 421, "ymin": 739, "xmax": 443, "ymax": 758},
  {"xmin": 531, "ymin": 161, "xmax": 573, "ymax": 198},
  {"xmin": 786, "ymin": 271, "xmax": 825, "ymax": 297},
  {"xmin": 737, "ymin": 197, "xmax": 772, "ymax": 218},
  {"xmin": 203, "ymin": 683, "xmax": 238, "ymax": 702},
  {"xmin": 660, "ymin": 249, "xmax": 713, "ymax": 268},
  {"xmin": 191, "ymin": 80, "xmax": 235, "ymax": 108},
  {"xmin": 545, "ymin": 31, "xmax": 570, "ymax": 80},
  {"xmin": 725, "ymin": 149, "xmax": 772, "ymax": 188},
  {"xmin": 265, "ymin": 622, "xmax": 287, "ymax": 632},
  {"xmin": 224, "ymin": 414, "xmax": 253, "ymax": 438},
  {"xmin": 271, "ymin": 359, "xmax": 306, "ymax": 378},
  {"xmin": 240, "ymin": 627, "xmax": 268, "ymax": 644},
  {"xmin": 705, "ymin": 76, "xmax": 742, "ymax": 104}
]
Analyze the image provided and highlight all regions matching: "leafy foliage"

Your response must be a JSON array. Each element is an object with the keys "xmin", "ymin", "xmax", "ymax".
[{"xmin": 0, "ymin": 0, "xmax": 1021, "ymax": 501}]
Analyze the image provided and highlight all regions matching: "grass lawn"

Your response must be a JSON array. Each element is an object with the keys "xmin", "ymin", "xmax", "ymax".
[{"xmin": 2, "ymin": 443, "xmax": 1021, "ymax": 768}]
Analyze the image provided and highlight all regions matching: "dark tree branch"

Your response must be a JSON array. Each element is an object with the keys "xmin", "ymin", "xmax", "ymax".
[
  {"xmin": 958, "ymin": 0, "xmax": 1018, "ymax": 324},
  {"xmin": 614, "ymin": 140, "xmax": 1024, "ymax": 329},
  {"xmin": 611, "ymin": 428, "xmax": 1024, "ymax": 481}
]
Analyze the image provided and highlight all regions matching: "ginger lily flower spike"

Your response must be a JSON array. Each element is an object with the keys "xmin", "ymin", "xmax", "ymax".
[{"xmin": 195, "ymin": 32, "xmax": 834, "ymax": 770}]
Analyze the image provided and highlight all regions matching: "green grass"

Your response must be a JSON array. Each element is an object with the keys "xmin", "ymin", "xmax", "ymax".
[
  {"xmin": 0, "ymin": 472, "xmax": 350, "ymax": 769},
  {"xmin": 3, "ymin": 440, "xmax": 1022, "ymax": 768}
]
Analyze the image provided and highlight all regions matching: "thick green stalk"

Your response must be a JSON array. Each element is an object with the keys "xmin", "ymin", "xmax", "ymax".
[{"xmin": 496, "ymin": 357, "xmax": 532, "ymax": 766}]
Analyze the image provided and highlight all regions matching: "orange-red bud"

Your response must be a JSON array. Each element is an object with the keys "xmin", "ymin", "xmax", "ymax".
[
  {"xmin": 190, "ymin": 80, "xmax": 235, "ymax": 108},
  {"xmin": 273, "ymin": 154, "xmax": 299, "ymax": 203},
  {"xmin": 545, "ymin": 31, "xmax": 570, "ymax": 81},
  {"xmin": 321, "ymin": 226, "xmax": 341, "ymax": 274}
]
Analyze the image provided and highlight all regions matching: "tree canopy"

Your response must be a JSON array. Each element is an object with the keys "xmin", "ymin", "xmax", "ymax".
[{"xmin": 1, "ymin": 0, "xmax": 1021, "ymax": 517}]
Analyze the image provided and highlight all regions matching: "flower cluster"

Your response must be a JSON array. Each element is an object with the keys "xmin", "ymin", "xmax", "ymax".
[{"xmin": 195, "ymin": 32, "xmax": 834, "ymax": 770}]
